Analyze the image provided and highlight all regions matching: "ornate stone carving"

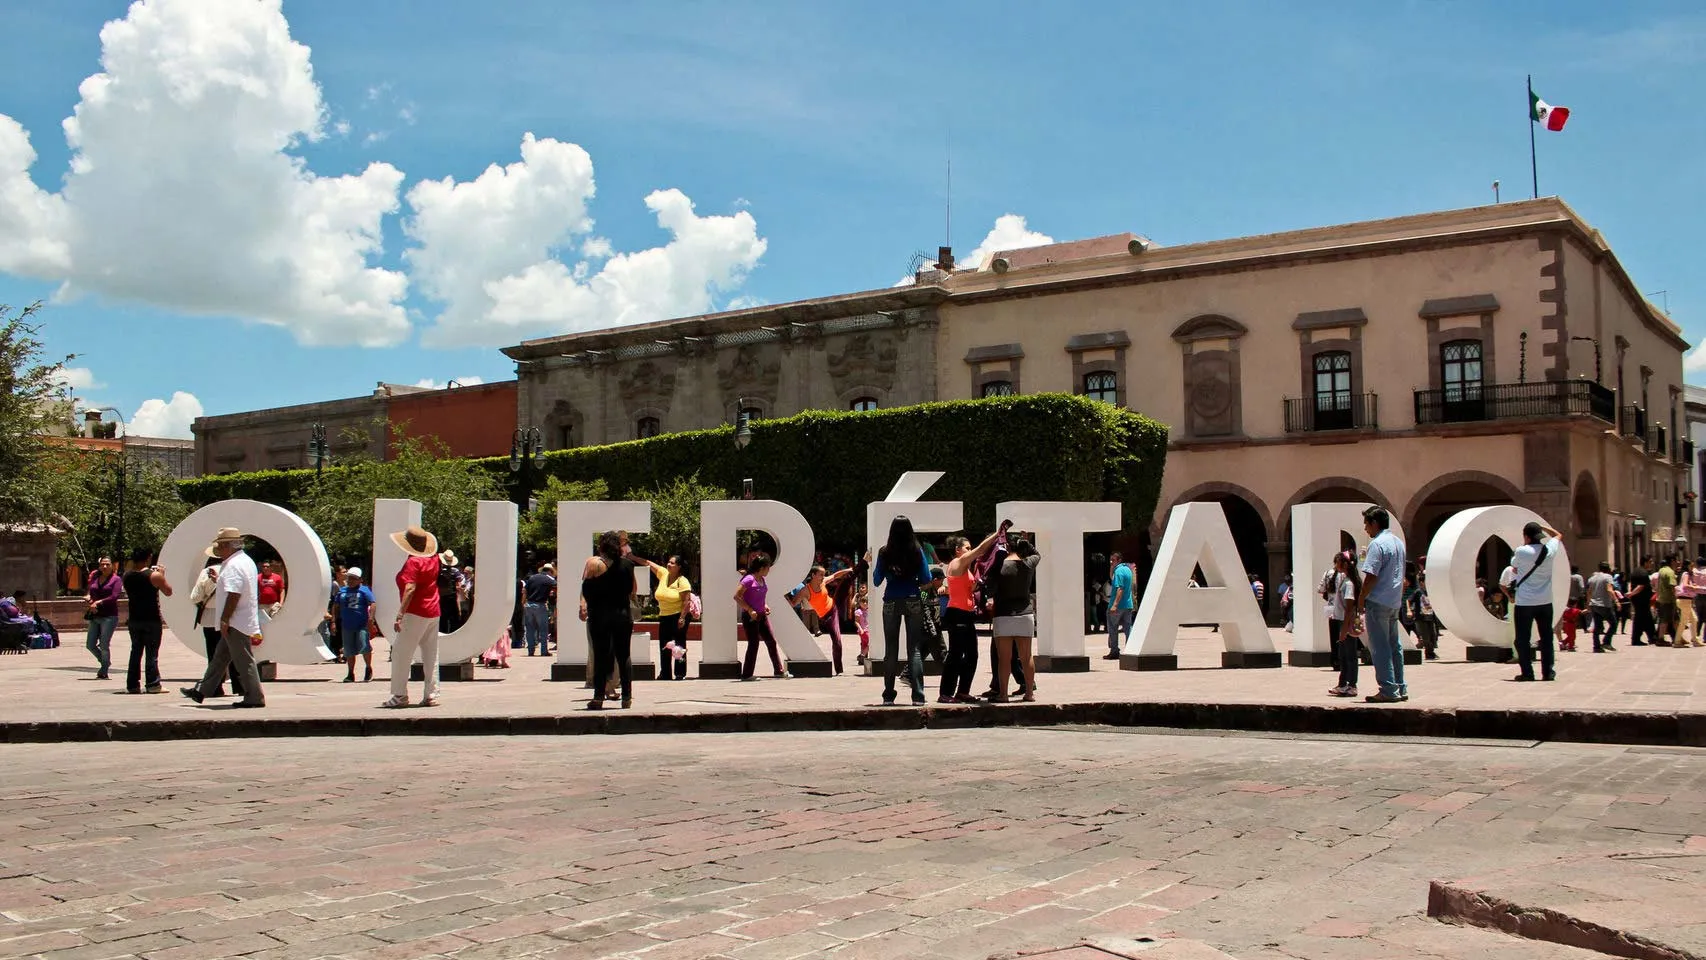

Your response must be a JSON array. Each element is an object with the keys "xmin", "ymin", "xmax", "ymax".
[
  {"xmin": 717, "ymin": 345, "xmax": 780, "ymax": 404},
  {"xmin": 828, "ymin": 333, "xmax": 899, "ymax": 397},
  {"xmin": 618, "ymin": 360, "xmax": 676, "ymax": 407},
  {"xmin": 1188, "ymin": 353, "xmax": 1236, "ymax": 435}
]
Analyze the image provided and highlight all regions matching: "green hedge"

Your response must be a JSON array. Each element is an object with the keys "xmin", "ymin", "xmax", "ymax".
[{"xmin": 181, "ymin": 394, "xmax": 1169, "ymax": 545}]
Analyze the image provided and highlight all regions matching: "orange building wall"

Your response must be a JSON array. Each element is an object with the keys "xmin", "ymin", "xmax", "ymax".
[{"xmin": 386, "ymin": 381, "xmax": 518, "ymax": 460}]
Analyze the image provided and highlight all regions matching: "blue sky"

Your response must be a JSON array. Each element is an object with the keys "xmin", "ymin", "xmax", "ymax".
[{"xmin": 1, "ymin": 0, "xmax": 1702, "ymax": 437}]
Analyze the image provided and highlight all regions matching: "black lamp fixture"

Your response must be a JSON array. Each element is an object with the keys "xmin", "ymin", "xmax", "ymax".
[
  {"xmin": 733, "ymin": 398, "xmax": 755, "ymax": 451},
  {"xmin": 308, "ymin": 422, "xmax": 329, "ymax": 478},
  {"xmin": 509, "ymin": 426, "xmax": 545, "ymax": 472}
]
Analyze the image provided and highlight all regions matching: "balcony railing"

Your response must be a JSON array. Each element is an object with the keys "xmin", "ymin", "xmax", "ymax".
[
  {"xmin": 1283, "ymin": 393, "xmax": 1379, "ymax": 433},
  {"xmin": 1413, "ymin": 379, "xmax": 1616, "ymax": 426},
  {"xmin": 1622, "ymin": 404, "xmax": 1648, "ymax": 441}
]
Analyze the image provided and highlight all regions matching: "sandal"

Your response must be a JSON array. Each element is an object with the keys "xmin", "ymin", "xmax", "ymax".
[
  {"xmin": 382, "ymin": 694, "xmax": 409, "ymax": 709},
  {"xmin": 419, "ymin": 697, "xmax": 440, "ymax": 708}
]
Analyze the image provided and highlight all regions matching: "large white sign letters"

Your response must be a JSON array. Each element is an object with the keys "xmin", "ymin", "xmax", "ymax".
[
  {"xmin": 1425, "ymin": 505, "xmax": 1570, "ymax": 647},
  {"xmin": 700, "ymin": 499, "xmax": 828, "ymax": 676},
  {"xmin": 372, "ymin": 499, "xmax": 518, "ymax": 667},
  {"xmin": 1126, "ymin": 502, "xmax": 1276, "ymax": 666},
  {"xmin": 552, "ymin": 500, "xmax": 652, "ymax": 669},
  {"xmin": 1289, "ymin": 503, "xmax": 1409, "ymax": 664},
  {"xmin": 1000, "ymin": 500, "xmax": 1122, "ymax": 667}
]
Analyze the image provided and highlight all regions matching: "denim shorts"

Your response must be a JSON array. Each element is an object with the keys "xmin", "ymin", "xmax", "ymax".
[{"xmin": 341, "ymin": 628, "xmax": 372, "ymax": 657}]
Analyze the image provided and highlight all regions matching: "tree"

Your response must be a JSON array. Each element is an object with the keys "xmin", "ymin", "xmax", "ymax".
[
  {"xmin": 49, "ymin": 448, "xmax": 190, "ymax": 567},
  {"xmin": 0, "ymin": 303, "xmax": 76, "ymax": 527},
  {"xmin": 299, "ymin": 431, "xmax": 505, "ymax": 561},
  {"xmin": 628, "ymin": 474, "xmax": 733, "ymax": 568},
  {"xmin": 517, "ymin": 476, "xmax": 611, "ymax": 552}
]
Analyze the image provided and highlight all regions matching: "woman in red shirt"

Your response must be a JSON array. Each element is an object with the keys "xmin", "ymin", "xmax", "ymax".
[
  {"xmin": 939, "ymin": 529, "xmax": 1003, "ymax": 703},
  {"xmin": 387, "ymin": 525, "xmax": 442, "ymax": 708}
]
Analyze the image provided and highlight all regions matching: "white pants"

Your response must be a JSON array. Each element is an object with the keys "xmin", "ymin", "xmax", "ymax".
[{"xmin": 393, "ymin": 613, "xmax": 440, "ymax": 701}]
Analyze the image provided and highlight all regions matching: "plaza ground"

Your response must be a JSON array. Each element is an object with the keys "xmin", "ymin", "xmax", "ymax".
[{"xmin": 3, "ymin": 728, "xmax": 1698, "ymax": 959}]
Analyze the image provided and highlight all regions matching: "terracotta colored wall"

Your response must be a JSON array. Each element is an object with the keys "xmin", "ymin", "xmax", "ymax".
[{"xmin": 386, "ymin": 382, "xmax": 518, "ymax": 460}]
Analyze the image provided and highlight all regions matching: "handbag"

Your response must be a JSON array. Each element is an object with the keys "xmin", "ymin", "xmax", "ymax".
[{"xmin": 685, "ymin": 589, "xmax": 702, "ymax": 621}]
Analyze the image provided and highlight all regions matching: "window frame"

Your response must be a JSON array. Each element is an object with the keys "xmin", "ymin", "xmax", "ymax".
[
  {"xmin": 1082, "ymin": 371, "xmax": 1119, "ymax": 405},
  {"xmin": 980, "ymin": 380, "xmax": 1015, "ymax": 399}
]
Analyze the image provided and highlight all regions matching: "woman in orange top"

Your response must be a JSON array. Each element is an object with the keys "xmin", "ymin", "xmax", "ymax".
[
  {"xmin": 939, "ymin": 529, "xmax": 1004, "ymax": 703},
  {"xmin": 794, "ymin": 566, "xmax": 855, "ymax": 675}
]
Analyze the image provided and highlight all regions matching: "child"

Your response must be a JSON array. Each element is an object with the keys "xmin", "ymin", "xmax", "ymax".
[
  {"xmin": 853, "ymin": 592, "xmax": 871, "ymax": 666},
  {"xmin": 1557, "ymin": 603, "xmax": 1580, "ymax": 653}
]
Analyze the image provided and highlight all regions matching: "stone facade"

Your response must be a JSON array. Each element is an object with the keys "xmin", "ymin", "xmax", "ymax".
[{"xmin": 504, "ymin": 289, "xmax": 944, "ymax": 447}]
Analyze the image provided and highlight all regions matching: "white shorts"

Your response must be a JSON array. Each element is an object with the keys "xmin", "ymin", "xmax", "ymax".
[{"xmin": 992, "ymin": 615, "xmax": 1035, "ymax": 637}]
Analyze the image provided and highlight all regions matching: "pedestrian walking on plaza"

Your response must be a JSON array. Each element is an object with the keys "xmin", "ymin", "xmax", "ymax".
[
  {"xmin": 387, "ymin": 525, "xmax": 443, "ymax": 708},
  {"xmin": 1327, "ymin": 552, "xmax": 1361, "ymax": 697},
  {"xmin": 437, "ymin": 550, "xmax": 465, "ymax": 636},
  {"xmin": 84, "ymin": 555, "xmax": 121, "ymax": 679},
  {"xmin": 1355, "ymin": 507, "xmax": 1407, "ymax": 703},
  {"xmin": 257, "ymin": 560, "xmax": 285, "ymax": 616},
  {"xmin": 1685, "ymin": 556, "xmax": 1706, "ymax": 648},
  {"xmin": 1086, "ymin": 553, "xmax": 1108, "ymax": 634},
  {"xmin": 990, "ymin": 535, "xmax": 1041, "ymax": 704},
  {"xmin": 940, "ymin": 530, "xmax": 1002, "ymax": 702},
  {"xmin": 1586, "ymin": 561, "xmax": 1621, "ymax": 653},
  {"xmin": 189, "ymin": 559, "xmax": 244, "ymax": 697},
  {"xmin": 1628, "ymin": 558, "xmax": 1658, "ymax": 646},
  {"xmin": 181, "ymin": 528, "xmax": 265, "ymax": 708},
  {"xmin": 1106, "ymin": 552, "xmax": 1136, "ymax": 660},
  {"xmin": 322, "ymin": 565, "xmax": 345, "ymax": 662},
  {"xmin": 581, "ymin": 531, "xmax": 637, "ymax": 709},
  {"xmin": 873, "ymin": 517, "xmax": 932, "ymax": 705},
  {"xmin": 523, "ymin": 561, "xmax": 556, "ymax": 656},
  {"xmin": 1567, "ymin": 565, "xmax": 1588, "ymax": 638},
  {"xmin": 1508, "ymin": 522, "xmax": 1562, "ymax": 682},
  {"xmin": 641, "ymin": 555, "xmax": 695, "ymax": 680},
  {"xmin": 1655, "ymin": 555, "xmax": 1681, "ymax": 647},
  {"xmin": 121, "ymin": 547, "xmax": 172, "ymax": 694},
  {"xmin": 1408, "ymin": 567, "xmax": 1439, "ymax": 660},
  {"xmin": 336, "ymin": 567, "xmax": 377, "ymax": 682},
  {"xmin": 736, "ymin": 553, "xmax": 790, "ymax": 680}
]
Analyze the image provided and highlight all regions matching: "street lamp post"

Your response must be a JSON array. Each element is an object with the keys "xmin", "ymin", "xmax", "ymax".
[
  {"xmin": 509, "ymin": 426, "xmax": 547, "ymax": 509},
  {"xmin": 92, "ymin": 406, "xmax": 127, "ymax": 561},
  {"xmin": 308, "ymin": 423, "xmax": 329, "ymax": 479},
  {"xmin": 733, "ymin": 399, "xmax": 755, "ymax": 499}
]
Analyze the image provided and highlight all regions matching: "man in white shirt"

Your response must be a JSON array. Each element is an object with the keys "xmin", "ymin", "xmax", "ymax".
[
  {"xmin": 181, "ymin": 527, "xmax": 266, "ymax": 708},
  {"xmin": 1509, "ymin": 521, "xmax": 1562, "ymax": 682}
]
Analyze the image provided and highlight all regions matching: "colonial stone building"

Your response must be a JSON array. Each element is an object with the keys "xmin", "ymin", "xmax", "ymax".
[
  {"xmin": 505, "ymin": 198, "xmax": 1690, "ymax": 583},
  {"xmin": 502, "ymin": 290, "xmax": 944, "ymax": 447}
]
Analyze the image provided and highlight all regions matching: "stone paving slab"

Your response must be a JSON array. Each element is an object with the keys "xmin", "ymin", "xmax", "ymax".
[
  {"xmin": 5, "ymin": 730, "xmax": 1697, "ymax": 959},
  {"xmin": 7, "ymin": 625, "xmax": 1706, "ymax": 745},
  {"xmin": 1429, "ymin": 850, "xmax": 1706, "ymax": 959}
]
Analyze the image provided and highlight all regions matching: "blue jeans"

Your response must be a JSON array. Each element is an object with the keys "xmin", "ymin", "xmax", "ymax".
[
  {"xmin": 881, "ymin": 597, "xmax": 926, "ymax": 704},
  {"xmin": 1108, "ymin": 608, "xmax": 1134, "ymax": 654},
  {"xmin": 1364, "ymin": 600, "xmax": 1405, "ymax": 699},
  {"xmin": 524, "ymin": 602, "xmax": 551, "ymax": 655},
  {"xmin": 86, "ymin": 615, "xmax": 117, "ymax": 673}
]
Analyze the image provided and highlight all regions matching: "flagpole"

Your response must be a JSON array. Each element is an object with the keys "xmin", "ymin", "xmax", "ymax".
[{"xmin": 1528, "ymin": 74, "xmax": 1539, "ymax": 199}]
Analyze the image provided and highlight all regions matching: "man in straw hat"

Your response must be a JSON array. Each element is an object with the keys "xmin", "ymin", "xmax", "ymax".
[
  {"xmin": 387, "ymin": 525, "xmax": 443, "ymax": 708},
  {"xmin": 180, "ymin": 527, "xmax": 266, "ymax": 708}
]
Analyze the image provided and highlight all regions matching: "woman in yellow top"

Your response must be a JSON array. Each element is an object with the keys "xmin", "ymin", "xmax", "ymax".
[{"xmin": 641, "ymin": 555, "xmax": 694, "ymax": 680}]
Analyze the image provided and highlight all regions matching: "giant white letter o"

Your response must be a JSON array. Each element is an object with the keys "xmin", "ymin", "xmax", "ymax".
[{"xmin": 1424, "ymin": 505, "xmax": 1569, "ymax": 647}]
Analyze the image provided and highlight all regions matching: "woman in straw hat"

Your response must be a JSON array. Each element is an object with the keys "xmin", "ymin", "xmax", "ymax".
[{"xmin": 387, "ymin": 525, "xmax": 443, "ymax": 708}]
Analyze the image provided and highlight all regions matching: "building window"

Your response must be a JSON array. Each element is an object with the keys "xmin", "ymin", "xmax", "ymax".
[
  {"xmin": 850, "ymin": 397, "xmax": 878, "ymax": 412},
  {"xmin": 558, "ymin": 425, "xmax": 574, "ymax": 449},
  {"xmin": 981, "ymin": 380, "xmax": 1014, "ymax": 398},
  {"xmin": 1083, "ymin": 372, "xmax": 1118, "ymax": 404},
  {"xmin": 636, "ymin": 417, "xmax": 661, "ymax": 439},
  {"xmin": 1439, "ymin": 339, "xmax": 1480, "ymax": 419},
  {"xmin": 1311, "ymin": 351, "xmax": 1352, "ymax": 429}
]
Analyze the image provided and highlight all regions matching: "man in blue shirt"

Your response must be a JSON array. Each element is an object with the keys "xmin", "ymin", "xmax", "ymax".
[
  {"xmin": 338, "ymin": 567, "xmax": 378, "ymax": 683},
  {"xmin": 1106, "ymin": 554, "xmax": 1136, "ymax": 660},
  {"xmin": 1355, "ymin": 506, "xmax": 1408, "ymax": 703}
]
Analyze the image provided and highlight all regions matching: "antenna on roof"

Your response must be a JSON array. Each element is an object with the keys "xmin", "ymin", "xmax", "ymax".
[{"xmin": 945, "ymin": 141, "xmax": 952, "ymax": 251}]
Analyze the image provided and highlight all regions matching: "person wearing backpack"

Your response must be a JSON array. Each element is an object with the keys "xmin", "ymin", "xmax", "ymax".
[{"xmin": 1510, "ymin": 521, "xmax": 1562, "ymax": 681}]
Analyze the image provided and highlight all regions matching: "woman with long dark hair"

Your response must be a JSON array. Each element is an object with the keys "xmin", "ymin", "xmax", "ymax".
[
  {"xmin": 940, "ymin": 528, "xmax": 1003, "ymax": 703},
  {"xmin": 579, "ymin": 530, "xmax": 637, "ymax": 709},
  {"xmin": 990, "ymin": 535, "xmax": 1041, "ymax": 703},
  {"xmin": 736, "ymin": 554, "xmax": 789, "ymax": 680},
  {"xmin": 640, "ymin": 555, "xmax": 694, "ymax": 680},
  {"xmin": 874, "ymin": 516, "xmax": 932, "ymax": 705}
]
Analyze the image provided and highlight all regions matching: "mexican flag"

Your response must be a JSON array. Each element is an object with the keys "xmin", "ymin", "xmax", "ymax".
[{"xmin": 1530, "ymin": 90, "xmax": 1570, "ymax": 131}]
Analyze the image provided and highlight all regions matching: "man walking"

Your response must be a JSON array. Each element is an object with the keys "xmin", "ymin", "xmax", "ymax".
[
  {"xmin": 1655, "ymin": 555, "xmax": 1680, "ymax": 647},
  {"xmin": 1355, "ymin": 506, "xmax": 1407, "ymax": 703},
  {"xmin": 523, "ymin": 561, "xmax": 556, "ymax": 656},
  {"xmin": 121, "ymin": 547, "xmax": 172, "ymax": 694},
  {"xmin": 1105, "ymin": 554, "xmax": 1135, "ymax": 660},
  {"xmin": 181, "ymin": 527, "xmax": 265, "ymax": 708},
  {"xmin": 1509, "ymin": 522, "xmax": 1563, "ymax": 682},
  {"xmin": 1586, "ymin": 561, "xmax": 1620, "ymax": 653}
]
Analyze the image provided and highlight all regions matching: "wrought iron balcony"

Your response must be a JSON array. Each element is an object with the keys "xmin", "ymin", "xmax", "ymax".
[
  {"xmin": 1622, "ymin": 404, "xmax": 1648, "ymax": 441},
  {"xmin": 1283, "ymin": 393, "xmax": 1378, "ymax": 433},
  {"xmin": 1413, "ymin": 379, "xmax": 1616, "ymax": 426}
]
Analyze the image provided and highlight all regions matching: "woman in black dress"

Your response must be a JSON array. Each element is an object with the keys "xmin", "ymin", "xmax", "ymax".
[{"xmin": 579, "ymin": 531, "xmax": 637, "ymax": 710}]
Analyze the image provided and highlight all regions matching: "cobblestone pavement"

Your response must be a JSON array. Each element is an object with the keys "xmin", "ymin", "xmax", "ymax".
[
  {"xmin": 9, "ymin": 624, "xmax": 1706, "ymax": 725},
  {"xmin": 3, "ymin": 728, "xmax": 1703, "ymax": 959}
]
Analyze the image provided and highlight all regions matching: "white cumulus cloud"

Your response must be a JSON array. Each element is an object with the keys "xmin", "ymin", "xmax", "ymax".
[
  {"xmin": 0, "ymin": 0, "xmax": 409, "ymax": 347},
  {"xmin": 405, "ymin": 134, "xmax": 767, "ymax": 347},
  {"xmin": 49, "ymin": 366, "xmax": 101, "ymax": 392},
  {"xmin": 412, "ymin": 376, "xmax": 484, "ymax": 389},
  {"xmin": 129, "ymin": 391, "xmax": 203, "ymax": 439},
  {"xmin": 958, "ymin": 214, "xmax": 1054, "ymax": 270}
]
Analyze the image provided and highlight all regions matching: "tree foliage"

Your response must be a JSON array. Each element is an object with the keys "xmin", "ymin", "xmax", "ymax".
[
  {"xmin": 0, "ymin": 303, "xmax": 76, "ymax": 527},
  {"xmin": 517, "ymin": 475, "xmax": 611, "ymax": 552},
  {"xmin": 627, "ymin": 473, "xmax": 732, "ymax": 568},
  {"xmin": 47, "ymin": 446, "xmax": 190, "ymax": 566},
  {"xmin": 297, "ymin": 431, "xmax": 505, "ymax": 561}
]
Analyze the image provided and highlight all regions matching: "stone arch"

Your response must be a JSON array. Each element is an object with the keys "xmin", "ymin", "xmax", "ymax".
[
  {"xmin": 1275, "ymin": 476, "xmax": 1397, "ymax": 538},
  {"xmin": 1162, "ymin": 482, "xmax": 1275, "ymax": 536},
  {"xmin": 1401, "ymin": 470, "xmax": 1524, "ymax": 538},
  {"xmin": 1160, "ymin": 482, "xmax": 1275, "ymax": 593},
  {"xmin": 1572, "ymin": 470, "xmax": 1603, "ymax": 539},
  {"xmin": 1171, "ymin": 314, "xmax": 1250, "ymax": 342}
]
